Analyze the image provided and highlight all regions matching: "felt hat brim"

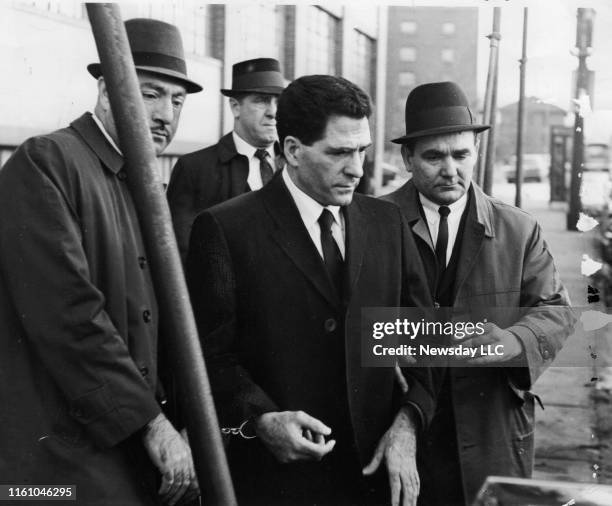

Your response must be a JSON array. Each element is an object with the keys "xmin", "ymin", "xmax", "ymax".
[{"xmin": 88, "ymin": 63, "xmax": 203, "ymax": 94}]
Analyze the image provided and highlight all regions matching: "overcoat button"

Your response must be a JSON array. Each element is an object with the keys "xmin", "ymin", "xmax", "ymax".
[
  {"xmin": 324, "ymin": 318, "xmax": 337, "ymax": 332},
  {"xmin": 117, "ymin": 170, "xmax": 127, "ymax": 181},
  {"xmin": 143, "ymin": 310, "xmax": 152, "ymax": 323},
  {"xmin": 139, "ymin": 366, "xmax": 149, "ymax": 377},
  {"xmin": 138, "ymin": 256, "xmax": 147, "ymax": 269}
]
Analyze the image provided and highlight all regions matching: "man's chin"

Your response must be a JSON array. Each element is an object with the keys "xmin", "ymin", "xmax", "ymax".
[{"xmin": 434, "ymin": 188, "xmax": 465, "ymax": 205}]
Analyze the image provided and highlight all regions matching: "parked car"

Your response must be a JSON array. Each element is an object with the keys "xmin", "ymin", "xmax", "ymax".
[{"xmin": 504, "ymin": 154, "xmax": 549, "ymax": 183}]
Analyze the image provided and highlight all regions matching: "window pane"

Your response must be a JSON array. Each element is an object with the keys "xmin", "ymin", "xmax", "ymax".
[
  {"xmin": 399, "ymin": 47, "xmax": 416, "ymax": 62},
  {"xmin": 400, "ymin": 21, "xmax": 417, "ymax": 34}
]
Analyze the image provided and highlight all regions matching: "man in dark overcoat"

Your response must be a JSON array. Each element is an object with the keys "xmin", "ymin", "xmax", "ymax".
[
  {"xmin": 0, "ymin": 18, "xmax": 202, "ymax": 506},
  {"xmin": 383, "ymin": 81, "xmax": 576, "ymax": 506},
  {"xmin": 186, "ymin": 75, "xmax": 435, "ymax": 505},
  {"xmin": 167, "ymin": 58, "xmax": 286, "ymax": 261}
]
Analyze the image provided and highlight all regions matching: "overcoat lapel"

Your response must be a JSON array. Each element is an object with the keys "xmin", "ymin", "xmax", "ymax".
[
  {"xmin": 343, "ymin": 199, "xmax": 369, "ymax": 302},
  {"xmin": 453, "ymin": 185, "xmax": 495, "ymax": 298},
  {"xmin": 262, "ymin": 175, "xmax": 342, "ymax": 308},
  {"xmin": 217, "ymin": 133, "xmax": 249, "ymax": 197}
]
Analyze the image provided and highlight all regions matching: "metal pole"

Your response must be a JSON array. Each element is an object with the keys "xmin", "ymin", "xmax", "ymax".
[
  {"xmin": 85, "ymin": 5, "xmax": 236, "ymax": 505},
  {"xmin": 567, "ymin": 8, "xmax": 595, "ymax": 230},
  {"xmin": 482, "ymin": 9, "xmax": 501, "ymax": 195},
  {"xmin": 515, "ymin": 7, "xmax": 528, "ymax": 208},
  {"xmin": 476, "ymin": 7, "xmax": 501, "ymax": 190}
]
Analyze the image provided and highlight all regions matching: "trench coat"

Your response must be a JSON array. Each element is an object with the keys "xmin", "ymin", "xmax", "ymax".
[
  {"xmin": 167, "ymin": 132, "xmax": 283, "ymax": 262},
  {"xmin": 186, "ymin": 173, "xmax": 435, "ymax": 504},
  {"xmin": 383, "ymin": 180, "xmax": 575, "ymax": 505},
  {"xmin": 0, "ymin": 113, "xmax": 163, "ymax": 505}
]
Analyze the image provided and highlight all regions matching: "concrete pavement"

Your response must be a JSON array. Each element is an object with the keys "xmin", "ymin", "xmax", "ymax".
[{"xmin": 491, "ymin": 181, "xmax": 610, "ymax": 485}]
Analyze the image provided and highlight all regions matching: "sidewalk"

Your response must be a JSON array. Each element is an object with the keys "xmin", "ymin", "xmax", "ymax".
[{"xmin": 491, "ymin": 182, "xmax": 611, "ymax": 485}]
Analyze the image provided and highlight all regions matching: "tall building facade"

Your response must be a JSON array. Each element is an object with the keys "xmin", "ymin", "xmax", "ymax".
[
  {"xmin": 0, "ymin": 2, "xmax": 386, "ymax": 186},
  {"xmin": 385, "ymin": 6, "xmax": 479, "ymax": 166}
]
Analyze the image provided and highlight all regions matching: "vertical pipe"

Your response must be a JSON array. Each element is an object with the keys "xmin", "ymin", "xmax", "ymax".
[
  {"xmin": 515, "ymin": 7, "xmax": 528, "ymax": 209},
  {"xmin": 373, "ymin": 5, "xmax": 388, "ymax": 194},
  {"xmin": 482, "ymin": 8, "xmax": 501, "ymax": 195},
  {"xmin": 85, "ymin": 4, "xmax": 236, "ymax": 505},
  {"xmin": 476, "ymin": 7, "xmax": 501, "ymax": 190}
]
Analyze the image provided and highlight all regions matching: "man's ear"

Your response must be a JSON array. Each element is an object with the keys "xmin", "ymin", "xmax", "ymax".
[
  {"xmin": 401, "ymin": 144, "xmax": 413, "ymax": 173},
  {"xmin": 283, "ymin": 136, "xmax": 301, "ymax": 167},
  {"xmin": 229, "ymin": 97, "xmax": 241, "ymax": 119},
  {"xmin": 97, "ymin": 78, "xmax": 111, "ymax": 111}
]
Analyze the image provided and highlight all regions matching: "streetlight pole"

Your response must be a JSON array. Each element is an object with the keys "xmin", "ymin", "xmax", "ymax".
[{"xmin": 567, "ymin": 8, "xmax": 595, "ymax": 230}]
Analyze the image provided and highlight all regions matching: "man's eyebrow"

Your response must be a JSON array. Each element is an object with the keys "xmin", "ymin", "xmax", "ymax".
[
  {"xmin": 452, "ymin": 148, "xmax": 472, "ymax": 156},
  {"xmin": 140, "ymin": 82, "xmax": 186, "ymax": 96},
  {"xmin": 327, "ymin": 142, "xmax": 373, "ymax": 151}
]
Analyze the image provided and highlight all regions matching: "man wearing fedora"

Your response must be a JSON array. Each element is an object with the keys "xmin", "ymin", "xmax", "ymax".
[
  {"xmin": 382, "ymin": 81, "xmax": 574, "ymax": 505},
  {"xmin": 167, "ymin": 57, "xmax": 285, "ymax": 261},
  {"xmin": 0, "ymin": 18, "xmax": 201, "ymax": 505}
]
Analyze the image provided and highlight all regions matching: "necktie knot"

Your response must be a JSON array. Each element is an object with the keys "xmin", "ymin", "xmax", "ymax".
[
  {"xmin": 318, "ymin": 209, "xmax": 335, "ymax": 233},
  {"xmin": 255, "ymin": 149, "xmax": 274, "ymax": 185},
  {"xmin": 255, "ymin": 149, "xmax": 269, "ymax": 161},
  {"xmin": 438, "ymin": 205, "xmax": 450, "ymax": 219}
]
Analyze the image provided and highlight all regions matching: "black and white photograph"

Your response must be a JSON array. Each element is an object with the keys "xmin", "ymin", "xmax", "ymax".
[{"xmin": 0, "ymin": 1, "xmax": 611, "ymax": 505}]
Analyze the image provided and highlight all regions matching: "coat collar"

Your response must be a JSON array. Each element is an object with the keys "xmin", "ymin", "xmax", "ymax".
[
  {"xmin": 218, "ymin": 131, "xmax": 283, "ymax": 170},
  {"xmin": 70, "ymin": 113, "xmax": 124, "ymax": 174},
  {"xmin": 393, "ymin": 179, "xmax": 495, "ymax": 239},
  {"xmin": 260, "ymin": 174, "xmax": 366, "ymax": 308}
]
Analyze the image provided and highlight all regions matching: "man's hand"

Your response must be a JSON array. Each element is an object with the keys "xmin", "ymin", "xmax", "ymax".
[
  {"xmin": 362, "ymin": 407, "xmax": 419, "ymax": 506},
  {"xmin": 254, "ymin": 410, "xmax": 336, "ymax": 463},
  {"xmin": 456, "ymin": 322, "xmax": 524, "ymax": 364},
  {"xmin": 142, "ymin": 413, "xmax": 198, "ymax": 506}
]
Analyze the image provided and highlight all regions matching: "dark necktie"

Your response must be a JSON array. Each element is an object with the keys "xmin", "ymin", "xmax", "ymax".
[
  {"xmin": 255, "ymin": 149, "xmax": 274, "ymax": 186},
  {"xmin": 435, "ymin": 206, "xmax": 450, "ymax": 273},
  {"xmin": 318, "ymin": 209, "xmax": 344, "ymax": 295}
]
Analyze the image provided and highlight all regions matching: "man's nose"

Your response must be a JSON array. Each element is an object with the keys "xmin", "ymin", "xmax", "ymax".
[
  {"xmin": 153, "ymin": 96, "xmax": 173, "ymax": 124},
  {"xmin": 440, "ymin": 156, "xmax": 458, "ymax": 177},
  {"xmin": 345, "ymin": 151, "xmax": 364, "ymax": 179},
  {"xmin": 265, "ymin": 98, "xmax": 278, "ymax": 117}
]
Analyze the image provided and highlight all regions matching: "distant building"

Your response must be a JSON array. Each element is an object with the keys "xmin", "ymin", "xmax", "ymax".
[
  {"xmin": 385, "ymin": 6, "xmax": 479, "ymax": 166},
  {"xmin": 1, "ymin": 2, "xmax": 386, "ymax": 186},
  {"xmin": 496, "ymin": 98, "xmax": 567, "ymax": 162}
]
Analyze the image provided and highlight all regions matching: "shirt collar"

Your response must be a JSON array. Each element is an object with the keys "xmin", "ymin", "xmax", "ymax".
[
  {"xmin": 419, "ymin": 191, "xmax": 468, "ymax": 218},
  {"xmin": 232, "ymin": 131, "xmax": 274, "ymax": 160},
  {"xmin": 282, "ymin": 169, "xmax": 341, "ymax": 227},
  {"xmin": 92, "ymin": 112, "xmax": 122, "ymax": 155}
]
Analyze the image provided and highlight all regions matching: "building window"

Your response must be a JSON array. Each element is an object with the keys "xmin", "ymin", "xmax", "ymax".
[
  {"xmin": 399, "ymin": 47, "xmax": 416, "ymax": 62},
  {"xmin": 304, "ymin": 6, "xmax": 341, "ymax": 75},
  {"xmin": 441, "ymin": 49, "xmax": 454, "ymax": 63},
  {"xmin": 442, "ymin": 22, "xmax": 456, "ymax": 35},
  {"xmin": 399, "ymin": 72, "xmax": 416, "ymax": 87},
  {"xmin": 400, "ymin": 21, "xmax": 417, "ymax": 34},
  {"xmin": 348, "ymin": 29, "xmax": 375, "ymax": 95}
]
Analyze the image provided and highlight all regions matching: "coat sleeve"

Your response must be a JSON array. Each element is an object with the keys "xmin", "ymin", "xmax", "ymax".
[
  {"xmin": 506, "ymin": 222, "xmax": 576, "ymax": 389},
  {"xmin": 186, "ymin": 210, "xmax": 279, "ymax": 426},
  {"xmin": 0, "ymin": 138, "xmax": 161, "ymax": 447},
  {"xmin": 167, "ymin": 156, "xmax": 198, "ymax": 263}
]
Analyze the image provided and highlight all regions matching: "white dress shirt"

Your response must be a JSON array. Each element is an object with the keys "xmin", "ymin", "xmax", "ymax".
[
  {"xmin": 232, "ymin": 131, "xmax": 275, "ymax": 191},
  {"xmin": 282, "ymin": 169, "xmax": 345, "ymax": 259},
  {"xmin": 419, "ymin": 191, "xmax": 468, "ymax": 267}
]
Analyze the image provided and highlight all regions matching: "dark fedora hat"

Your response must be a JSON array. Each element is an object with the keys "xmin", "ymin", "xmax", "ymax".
[
  {"xmin": 221, "ymin": 58, "xmax": 285, "ymax": 96},
  {"xmin": 87, "ymin": 18, "xmax": 202, "ymax": 94},
  {"xmin": 391, "ymin": 81, "xmax": 489, "ymax": 144}
]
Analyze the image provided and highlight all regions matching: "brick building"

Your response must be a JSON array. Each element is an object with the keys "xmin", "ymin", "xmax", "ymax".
[{"xmin": 385, "ymin": 6, "xmax": 479, "ymax": 166}]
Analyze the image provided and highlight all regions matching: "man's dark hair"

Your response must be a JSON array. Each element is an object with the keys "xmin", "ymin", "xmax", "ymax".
[{"xmin": 277, "ymin": 75, "xmax": 372, "ymax": 149}]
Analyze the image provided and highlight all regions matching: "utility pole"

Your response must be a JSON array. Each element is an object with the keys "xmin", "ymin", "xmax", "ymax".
[
  {"xmin": 478, "ymin": 7, "xmax": 501, "ymax": 195},
  {"xmin": 515, "ymin": 7, "xmax": 528, "ymax": 209},
  {"xmin": 567, "ymin": 8, "xmax": 595, "ymax": 230}
]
